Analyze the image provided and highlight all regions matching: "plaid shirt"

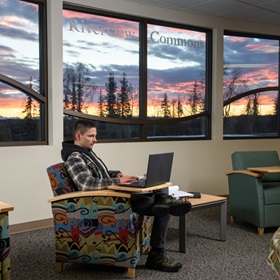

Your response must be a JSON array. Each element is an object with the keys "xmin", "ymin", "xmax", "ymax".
[{"xmin": 64, "ymin": 151, "xmax": 121, "ymax": 191}]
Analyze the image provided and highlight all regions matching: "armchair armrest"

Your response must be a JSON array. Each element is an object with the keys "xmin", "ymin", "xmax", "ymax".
[
  {"xmin": 226, "ymin": 170, "xmax": 262, "ymax": 177},
  {"xmin": 0, "ymin": 202, "xmax": 14, "ymax": 212},
  {"xmin": 48, "ymin": 189, "xmax": 131, "ymax": 203}
]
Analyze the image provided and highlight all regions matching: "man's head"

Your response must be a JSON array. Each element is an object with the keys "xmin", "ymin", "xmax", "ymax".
[{"xmin": 73, "ymin": 120, "xmax": 97, "ymax": 149}]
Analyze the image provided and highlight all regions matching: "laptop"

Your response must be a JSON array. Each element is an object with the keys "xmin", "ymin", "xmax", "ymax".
[{"xmin": 118, "ymin": 152, "xmax": 174, "ymax": 188}]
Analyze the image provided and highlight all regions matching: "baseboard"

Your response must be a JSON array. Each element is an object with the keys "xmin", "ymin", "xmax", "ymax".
[{"xmin": 10, "ymin": 218, "xmax": 53, "ymax": 234}]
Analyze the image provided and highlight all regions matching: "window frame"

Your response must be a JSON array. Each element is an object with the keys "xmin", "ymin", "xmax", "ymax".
[
  {"xmin": 223, "ymin": 30, "xmax": 280, "ymax": 140},
  {"xmin": 63, "ymin": 4, "xmax": 212, "ymax": 143},
  {"xmin": 0, "ymin": 0, "xmax": 48, "ymax": 146}
]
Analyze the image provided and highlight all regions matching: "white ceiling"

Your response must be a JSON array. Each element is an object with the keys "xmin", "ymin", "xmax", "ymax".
[{"xmin": 124, "ymin": 0, "xmax": 280, "ymax": 26}]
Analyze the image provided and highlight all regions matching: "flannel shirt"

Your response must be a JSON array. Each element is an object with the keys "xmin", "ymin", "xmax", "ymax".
[{"xmin": 64, "ymin": 151, "xmax": 121, "ymax": 191}]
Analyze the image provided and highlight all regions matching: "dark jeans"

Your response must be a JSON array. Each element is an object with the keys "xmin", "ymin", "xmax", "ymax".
[{"xmin": 130, "ymin": 188, "xmax": 170, "ymax": 249}]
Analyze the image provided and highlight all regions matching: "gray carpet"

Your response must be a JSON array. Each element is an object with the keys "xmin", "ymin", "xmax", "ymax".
[{"xmin": 10, "ymin": 207, "xmax": 278, "ymax": 280}]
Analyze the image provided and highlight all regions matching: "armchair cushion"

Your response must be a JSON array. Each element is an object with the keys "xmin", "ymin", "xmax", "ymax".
[
  {"xmin": 47, "ymin": 163, "xmax": 76, "ymax": 196},
  {"xmin": 52, "ymin": 195, "xmax": 151, "ymax": 267},
  {"xmin": 263, "ymin": 182, "xmax": 280, "ymax": 205}
]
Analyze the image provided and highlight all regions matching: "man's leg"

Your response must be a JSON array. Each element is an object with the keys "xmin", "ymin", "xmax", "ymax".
[
  {"xmin": 130, "ymin": 190, "xmax": 190, "ymax": 272},
  {"xmin": 146, "ymin": 212, "xmax": 183, "ymax": 272},
  {"xmin": 150, "ymin": 214, "xmax": 170, "ymax": 248}
]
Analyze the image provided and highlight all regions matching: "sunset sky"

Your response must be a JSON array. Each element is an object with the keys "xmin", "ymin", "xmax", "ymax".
[{"xmin": 0, "ymin": 0, "xmax": 279, "ymax": 118}]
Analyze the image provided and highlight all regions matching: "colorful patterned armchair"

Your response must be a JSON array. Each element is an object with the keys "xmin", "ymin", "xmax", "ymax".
[
  {"xmin": 0, "ymin": 202, "xmax": 14, "ymax": 280},
  {"xmin": 47, "ymin": 163, "xmax": 152, "ymax": 279},
  {"xmin": 268, "ymin": 227, "xmax": 280, "ymax": 277}
]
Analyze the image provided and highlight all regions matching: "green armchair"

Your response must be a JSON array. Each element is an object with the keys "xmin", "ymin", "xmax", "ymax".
[{"xmin": 227, "ymin": 151, "xmax": 280, "ymax": 235}]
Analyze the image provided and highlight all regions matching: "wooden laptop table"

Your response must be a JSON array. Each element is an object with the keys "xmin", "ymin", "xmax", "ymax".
[
  {"xmin": 179, "ymin": 194, "xmax": 227, "ymax": 253},
  {"xmin": 247, "ymin": 166, "xmax": 280, "ymax": 173},
  {"xmin": 108, "ymin": 182, "xmax": 172, "ymax": 193}
]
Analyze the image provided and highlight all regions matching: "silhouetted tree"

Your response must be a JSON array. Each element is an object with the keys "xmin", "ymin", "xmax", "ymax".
[
  {"xmin": 98, "ymin": 90, "xmax": 106, "ymax": 117},
  {"xmin": 63, "ymin": 65, "xmax": 76, "ymax": 110},
  {"xmin": 161, "ymin": 93, "xmax": 171, "ymax": 118},
  {"xmin": 105, "ymin": 72, "xmax": 117, "ymax": 117},
  {"xmin": 188, "ymin": 81, "xmax": 201, "ymax": 115},
  {"xmin": 76, "ymin": 63, "xmax": 91, "ymax": 112},
  {"xmin": 223, "ymin": 67, "xmax": 248, "ymax": 117},
  {"xmin": 117, "ymin": 73, "xmax": 132, "ymax": 118},
  {"xmin": 22, "ymin": 77, "xmax": 38, "ymax": 119},
  {"xmin": 245, "ymin": 93, "xmax": 260, "ymax": 133},
  {"xmin": 128, "ymin": 83, "xmax": 138, "ymax": 117},
  {"xmin": 177, "ymin": 96, "xmax": 183, "ymax": 118},
  {"xmin": 63, "ymin": 63, "xmax": 95, "ymax": 112},
  {"xmin": 22, "ymin": 96, "xmax": 34, "ymax": 119}
]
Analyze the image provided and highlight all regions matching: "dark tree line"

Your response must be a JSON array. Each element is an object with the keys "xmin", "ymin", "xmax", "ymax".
[
  {"xmin": 63, "ymin": 62, "xmax": 206, "ymax": 119},
  {"xmin": 223, "ymin": 66, "xmax": 279, "ymax": 135}
]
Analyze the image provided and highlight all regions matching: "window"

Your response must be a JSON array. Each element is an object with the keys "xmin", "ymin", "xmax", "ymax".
[
  {"xmin": 63, "ymin": 5, "xmax": 212, "ymax": 142},
  {"xmin": 223, "ymin": 31, "xmax": 280, "ymax": 139},
  {"xmin": 0, "ymin": 0, "xmax": 47, "ymax": 146},
  {"xmin": 146, "ymin": 23, "xmax": 210, "ymax": 139}
]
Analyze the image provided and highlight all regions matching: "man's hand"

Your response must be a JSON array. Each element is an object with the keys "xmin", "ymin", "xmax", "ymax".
[{"xmin": 117, "ymin": 173, "xmax": 139, "ymax": 183}]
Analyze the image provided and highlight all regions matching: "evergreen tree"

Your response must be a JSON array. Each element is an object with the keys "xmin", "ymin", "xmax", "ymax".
[
  {"xmin": 98, "ymin": 90, "xmax": 105, "ymax": 117},
  {"xmin": 128, "ymin": 83, "xmax": 138, "ymax": 117},
  {"xmin": 161, "ymin": 93, "xmax": 171, "ymax": 118},
  {"xmin": 22, "ymin": 96, "xmax": 33, "ymax": 119},
  {"xmin": 245, "ymin": 93, "xmax": 260, "ymax": 133},
  {"xmin": 188, "ymin": 81, "xmax": 201, "ymax": 115},
  {"xmin": 105, "ymin": 72, "xmax": 117, "ymax": 117},
  {"xmin": 117, "ymin": 73, "xmax": 132, "ymax": 118},
  {"xmin": 76, "ymin": 63, "xmax": 91, "ymax": 112},
  {"xmin": 273, "ymin": 95, "xmax": 279, "ymax": 115},
  {"xmin": 22, "ymin": 77, "xmax": 38, "ymax": 119},
  {"xmin": 177, "ymin": 96, "xmax": 183, "ymax": 117}
]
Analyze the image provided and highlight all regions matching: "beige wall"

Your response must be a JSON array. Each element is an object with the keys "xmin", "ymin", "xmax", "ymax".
[{"xmin": 1, "ymin": 0, "xmax": 279, "ymax": 226}]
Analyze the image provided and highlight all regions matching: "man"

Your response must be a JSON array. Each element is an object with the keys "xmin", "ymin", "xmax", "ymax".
[{"xmin": 61, "ymin": 120, "xmax": 192, "ymax": 272}]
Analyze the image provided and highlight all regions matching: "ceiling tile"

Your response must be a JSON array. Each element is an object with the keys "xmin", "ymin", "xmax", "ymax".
[
  {"xmin": 123, "ymin": 0, "xmax": 280, "ymax": 25},
  {"xmin": 190, "ymin": 0, "xmax": 247, "ymax": 15},
  {"xmin": 240, "ymin": 0, "xmax": 276, "ymax": 4},
  {"xmin": 258, "ymin": 1, "xmax": 280, "ymax": 13},
  {"xmin": 222, "ymin": 5, "xmax": 275, "ymax": 19}
]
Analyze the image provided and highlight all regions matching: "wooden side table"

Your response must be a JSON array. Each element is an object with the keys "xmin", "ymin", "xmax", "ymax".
[
  {"xmin": 178, "ymin": 194, "xmax": 227, "ymax": 253},
  {"xmin": 0, "ymin": 202, "xmax": 14, "ymax": 280}
]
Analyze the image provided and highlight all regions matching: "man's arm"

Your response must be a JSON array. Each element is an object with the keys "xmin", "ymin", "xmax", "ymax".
[{"xmin": 64, "ymin": 152, "xmax": 120, "ymax": 191}]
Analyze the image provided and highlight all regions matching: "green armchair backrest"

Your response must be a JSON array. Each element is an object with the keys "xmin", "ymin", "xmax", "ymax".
[{"xmin": 232, "ymin": 151, "xmax": 280, "ymax": 182}]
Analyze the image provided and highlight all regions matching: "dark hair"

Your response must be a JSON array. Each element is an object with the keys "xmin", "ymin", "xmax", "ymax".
[{"xmin": 73, "ymin": 120, "xmax": 96, "ymax": 139}]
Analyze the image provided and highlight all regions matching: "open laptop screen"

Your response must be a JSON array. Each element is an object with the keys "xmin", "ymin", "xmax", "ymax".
[{"xmin": 117, "ymin": 152, "xmax": 174, "ymax": 188}]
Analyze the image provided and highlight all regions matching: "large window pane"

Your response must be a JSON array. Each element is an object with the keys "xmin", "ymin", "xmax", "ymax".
[
  {"xmin": 223, "ymin": 32, "xmax": 280, "ymax": 138},
  {"xmin": 0, "ymin": 0, "xmax": 47, "ymax": 145},
  {"xmin": 147, "ymin": 23, "xmax": 209, "ymax": 139},
  {"xmin": 63, "ymin": 9, "xmax": 140, "ymax": 118},
  {"xmin": 147, "ymin": 24, "xmax": 207, "ymax": 119}
]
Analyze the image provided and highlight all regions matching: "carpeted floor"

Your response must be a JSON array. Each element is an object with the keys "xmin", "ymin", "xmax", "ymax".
[{"xmin": 10, "ymin": 207, "xmax": 278, "ymax": 280}]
